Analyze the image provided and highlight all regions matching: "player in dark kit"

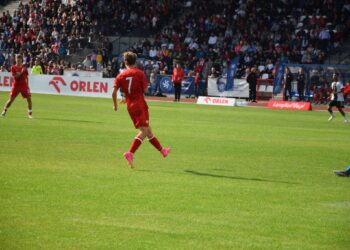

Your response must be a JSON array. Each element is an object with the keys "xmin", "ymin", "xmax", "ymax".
[
  {"xmin": 1, "ymin": 54, "xmax": 33, "ymax": 118},
  {"xmin": 112, "ymin": 52, "xmax": 171, "ymax": 167}
]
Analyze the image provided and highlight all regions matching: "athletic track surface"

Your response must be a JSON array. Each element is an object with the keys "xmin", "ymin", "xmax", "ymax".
[{"xmin": 145, "ymin": 96, "xmax": 350, "ymax": 112}]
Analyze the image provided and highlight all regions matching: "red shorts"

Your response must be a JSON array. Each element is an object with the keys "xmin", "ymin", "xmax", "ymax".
[
  {"xmin": 10, "ymin": 86, "xmax": 31, "ymax": 98},
  {"xmin": 128, "ymin": 107, "xmax": 149, "ymax": 128}
]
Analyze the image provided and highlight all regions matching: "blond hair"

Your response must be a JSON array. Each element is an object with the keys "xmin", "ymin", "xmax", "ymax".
[{"xmin": 123, "ymin": 51, "xmax": 137, "ymax": 66}]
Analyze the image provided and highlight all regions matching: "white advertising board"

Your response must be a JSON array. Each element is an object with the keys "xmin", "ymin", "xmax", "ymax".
[
  {"xmin": 207, "ymin": 77, "xmax": 249, "ymax": 98},
  {"xmin": 197, "ymin": 96, "xmax": 236, "ymax": 106},
  {"xmin": 0, "ymin": 72, "xmax": 121, "ymax": 98}
]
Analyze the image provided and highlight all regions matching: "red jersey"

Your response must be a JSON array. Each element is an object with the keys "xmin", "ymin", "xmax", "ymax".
[
  {"xmin": 11, "ymin": 64, "xmax": 28, "ymax": 88},
  {"xmin": 114, "ymin": 68, "xmax": 148, "ymax": 111},
  {"xmin": 344, "ymin": 85, "xmax": 350, "ymax": 95},
  {"xmin": 172, "ymin": 67, "xmax": 184, "ymax": 84}
]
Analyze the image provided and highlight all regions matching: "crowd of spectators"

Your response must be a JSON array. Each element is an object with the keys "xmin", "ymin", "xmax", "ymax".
[
  {"xmin": 0, "ymin": 0, "xmax": 99, "ymax": 73},
  {"xmin": 89, "ymin": 0, "xmax": 181, "ymax": 36},
  {"xmin": 0, "ymin": 0, "xmax": 349, "ymax": 83},
  {"xmin": 126, "ymin": 0, "xmax": 349, "ymax": 82},
  {"xmin": 0, "ymin": 0, "xmax": 179, "ymax": 75}
]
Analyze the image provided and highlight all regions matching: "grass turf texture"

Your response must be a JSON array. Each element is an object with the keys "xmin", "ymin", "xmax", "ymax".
[{"xmin": 0, "ymin": 92, "xmax": 349, "ymax": 250}]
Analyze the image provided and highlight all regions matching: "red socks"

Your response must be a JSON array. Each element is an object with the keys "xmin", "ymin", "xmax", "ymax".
[
  {"xmin": 129, "ymin": 137, "xmax": 143, "ymax": 153},
  {"xmin": 128, "ymin": 136, "xmax": 163, "ymax": 154},
  {"xmin": 148, "ymin": 136, "xmax": 162, "ymax": 151}
]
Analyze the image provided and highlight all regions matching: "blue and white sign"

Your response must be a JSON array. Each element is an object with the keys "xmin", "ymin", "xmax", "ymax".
[
  {"xmin": 160, "ymin": 76, "xmax": 173, "ymax": 92},
  {"xmin": 154, "ymin": 75, "xmax": 195, "ymax": 95},
  {"xmin": 181, "ymin": 77, "xmax": 194, "ymax": 94}
]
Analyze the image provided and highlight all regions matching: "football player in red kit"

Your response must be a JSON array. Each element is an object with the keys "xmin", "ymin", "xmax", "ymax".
[
  {"xmin": 112, "ymin": 51, "xmax": 171, "ymax": 167},
  {"xmin": 1, "ymin": 54, "xmax": 33, "ymax": 118}
]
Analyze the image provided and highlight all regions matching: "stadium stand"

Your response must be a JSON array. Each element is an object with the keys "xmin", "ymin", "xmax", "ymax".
[
  {"xmin": 0, "ymin": 0, "xmax": 349, "ymax": 88},
  {"xmin": 111, "ymin": 0, "xmax": 348, "ymax": 100}
]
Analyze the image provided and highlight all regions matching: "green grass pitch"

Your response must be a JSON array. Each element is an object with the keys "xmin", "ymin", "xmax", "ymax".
[{"xmin": 0, "ymin": 92, "xmax": 349, "ymax": 249}]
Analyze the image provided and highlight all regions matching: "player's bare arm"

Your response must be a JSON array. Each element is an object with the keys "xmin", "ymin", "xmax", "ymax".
[
  {"xmin": 21, "ymin": 66, "xmax": 27, "ymax": 74},
  {"xmin": 112, "ymin": 87, "xmax": 118, "ymax": 111}
]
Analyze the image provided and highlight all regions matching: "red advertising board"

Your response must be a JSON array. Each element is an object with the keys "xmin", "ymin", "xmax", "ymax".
[{"xmin": 268, "ymin": 100, "xmax": 312, "ymax": 111}]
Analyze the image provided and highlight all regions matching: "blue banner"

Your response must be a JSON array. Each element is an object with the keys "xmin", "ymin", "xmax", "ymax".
[
  {"xmin": 152, "ymin": 75, "xmax": 195, "ymax": 95},
  {"xmin": 226, "ymin": 56, "xmax": 239, "ymax": 91},
  {"xmin": 273, "ymin": 58, "xmax": 287, "ymax": 94}
]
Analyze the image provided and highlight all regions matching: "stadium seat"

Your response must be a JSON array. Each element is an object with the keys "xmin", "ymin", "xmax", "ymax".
[
  {"xmin": 266, "ymin": 85, "xmax": 274, "ymax": 93},
  {"xmin": 258, "ymin": 85, "xmax": 266, "ymax": 92},
  {"xmin": 305, "ymin": 91, "xmax": 313, "ymax": 101}
]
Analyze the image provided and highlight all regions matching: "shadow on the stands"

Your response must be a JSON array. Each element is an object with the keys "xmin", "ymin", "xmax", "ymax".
[
  {"xmin": 36, "ymin": 117, "xmax": 103, "ymax": 124},
  {"xmin": 184, "ymin": 170, "xmax": 298, "ymax": 184}
]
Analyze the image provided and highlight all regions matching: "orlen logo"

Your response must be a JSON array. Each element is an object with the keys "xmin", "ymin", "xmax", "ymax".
[
  {"xmin": 204, "ymin": 97, "xmax": 229, "ymax": 104},
  {"xmin": 49, "ymin": 76, "xmax": 66, "ymax": 93},
  {"xmin": 48, "ymin": 76, "xmax": 108, "ymax": 94},
  {"xmin": 204, "ymin": 97, "xmax": 211, "ymax": 103}
]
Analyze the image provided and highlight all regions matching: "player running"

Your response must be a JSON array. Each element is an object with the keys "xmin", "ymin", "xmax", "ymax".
[
  {"xmin": 112, "ymin": 51, "xmax": 171, "ymax": 167},
  {"xmin": 1, "ymin": 54, "xmax": 33, "ymax": 118},
  {"xmin": 327, "ymin": 73, "xmax": 348, "ymax": 123}
]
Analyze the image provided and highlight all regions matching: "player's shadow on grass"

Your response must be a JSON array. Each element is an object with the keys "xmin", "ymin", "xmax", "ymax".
[
  {"xmin": 184, "ymin": 170, "xmax": 297, "ymax": 184},
  {"xmin": 36, "ymin": 117, "xmax": 103, "ymax": 124}
]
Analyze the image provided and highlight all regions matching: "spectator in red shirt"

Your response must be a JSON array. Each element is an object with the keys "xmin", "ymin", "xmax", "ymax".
[
  {"xmin": 112, "ymin": 51, "xmax": 171, "ymax": 168},
  {"xmin": 172, "ymin": 62, "xmax": 184, "ymax": 102},
  {"xmin": 344, "ymin": 81, "xmax": 350, "ymax": 105},
  {"xmin": 1, "ymin": 54, "xmax": 33, "ymax": 118}
]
